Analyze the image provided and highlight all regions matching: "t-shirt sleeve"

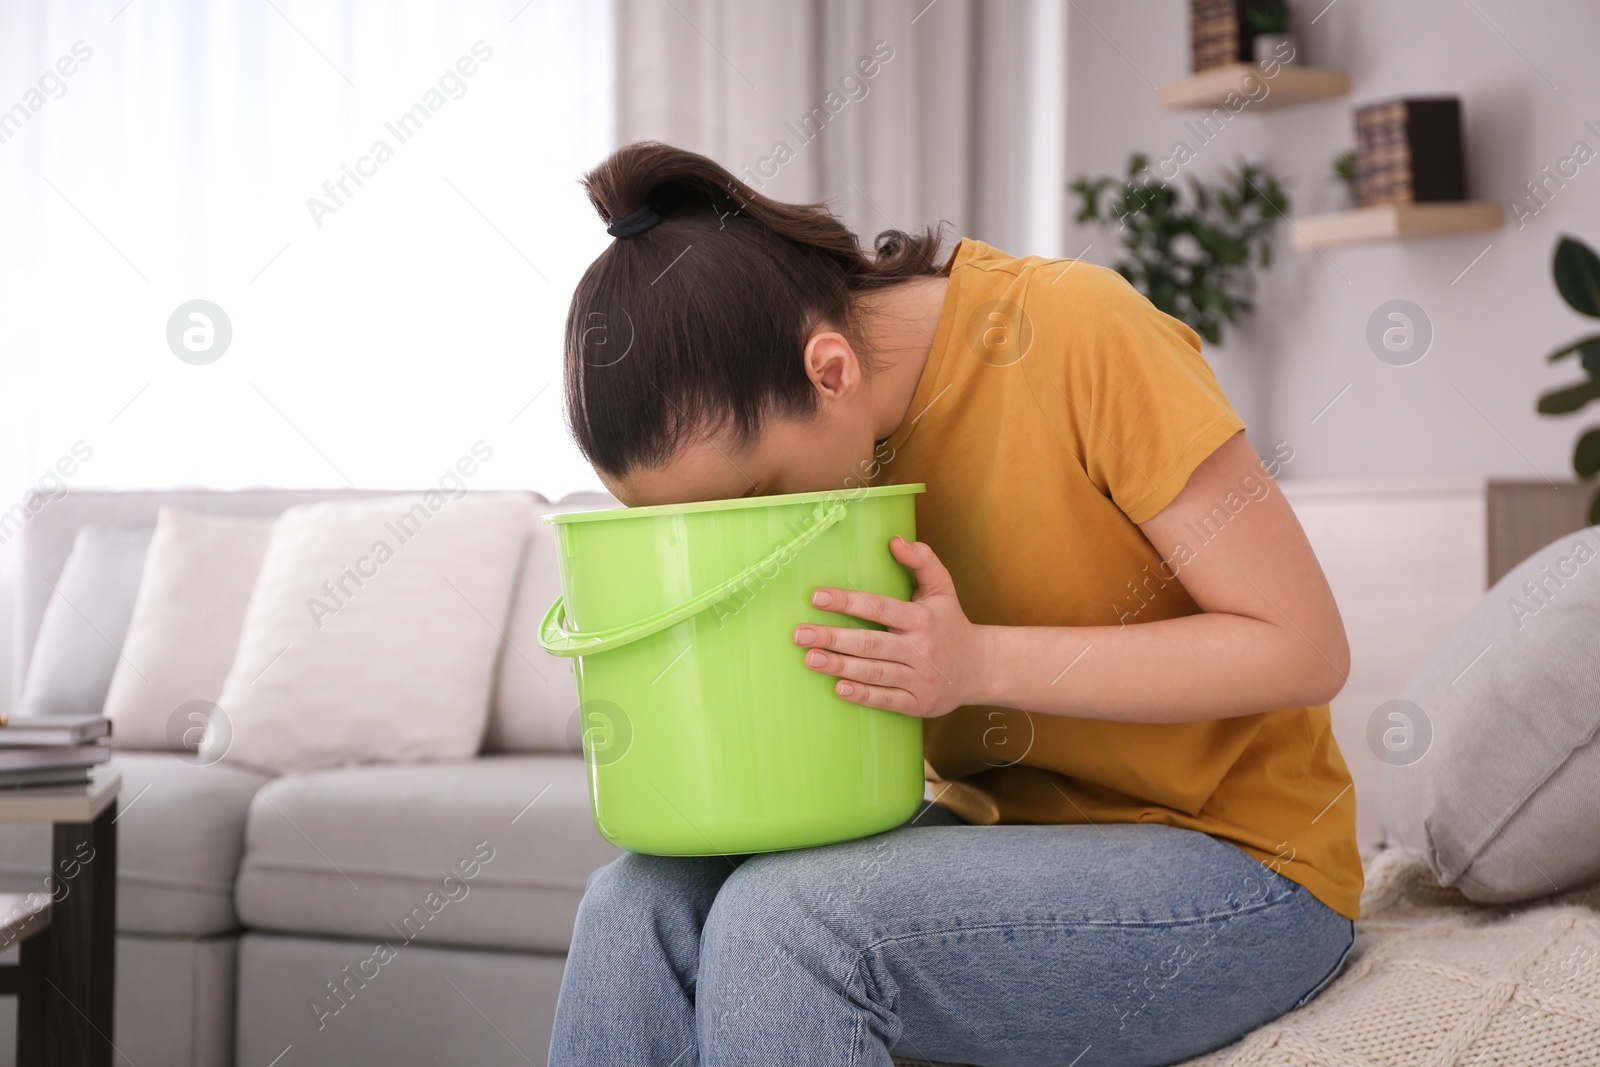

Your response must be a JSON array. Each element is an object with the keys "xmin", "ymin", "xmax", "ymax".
[{"xmin": 1042, "ymin": 264, "xmax": 1247, "ymax": 525}]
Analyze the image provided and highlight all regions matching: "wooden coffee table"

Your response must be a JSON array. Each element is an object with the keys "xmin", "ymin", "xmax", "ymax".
[{"xmin": 0, "ymin": 773, "xmax": 120, "ymax": 1067}]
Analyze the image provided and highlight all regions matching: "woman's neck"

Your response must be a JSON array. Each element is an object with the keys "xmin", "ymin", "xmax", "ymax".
[{"xmin": 857, "ymin": 275, "xmax": 951, "ymax": 443}]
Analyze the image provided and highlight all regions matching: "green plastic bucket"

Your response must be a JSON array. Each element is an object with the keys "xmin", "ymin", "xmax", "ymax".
[{"xmin": 538, "ymin": 483, "xmax": 926, "ymax": 855}]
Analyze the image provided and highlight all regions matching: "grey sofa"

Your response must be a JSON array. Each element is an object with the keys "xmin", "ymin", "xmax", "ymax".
[{"xmin": 0, "ymin": 488, "xmax": 626, "ymax": 1067}]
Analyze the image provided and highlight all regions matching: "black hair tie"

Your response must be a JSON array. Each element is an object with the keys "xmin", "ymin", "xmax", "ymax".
[{"xmin": 606, "ymin": 204, "xmax": 662, "ymax": 238}]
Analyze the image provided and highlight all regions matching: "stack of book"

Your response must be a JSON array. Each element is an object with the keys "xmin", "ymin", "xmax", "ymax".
[{"xmin": 0, "ymin": 715, "xmax": 112, "ymax": 789}]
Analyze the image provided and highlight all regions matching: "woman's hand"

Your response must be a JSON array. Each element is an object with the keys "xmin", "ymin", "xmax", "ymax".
[{"xmin": 793, "ymin": 536, "xmax": 991, "ymax": 718}]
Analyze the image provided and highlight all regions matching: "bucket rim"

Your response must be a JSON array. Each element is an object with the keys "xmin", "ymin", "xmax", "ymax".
[{"xmin": 546, "ymin": 482, "xmax": 925, "ymax": 525}]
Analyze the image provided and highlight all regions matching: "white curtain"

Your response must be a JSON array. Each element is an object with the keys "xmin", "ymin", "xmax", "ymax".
[
  {"xmin": 0, "ymin": 0, "xmax": 616, "ymax": 503},
  {"xmin": 614, "ymin": 0, "xmax": 1068, "ymax": 261},
  {"xmin": 0, "ymin": 0, "xmax": 616, "ymax": 708}
]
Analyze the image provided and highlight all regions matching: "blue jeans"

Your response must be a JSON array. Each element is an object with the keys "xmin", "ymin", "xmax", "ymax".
[{"xmin": 548, "ymin": 802, "xmax": 1355, "ymax": 1067}]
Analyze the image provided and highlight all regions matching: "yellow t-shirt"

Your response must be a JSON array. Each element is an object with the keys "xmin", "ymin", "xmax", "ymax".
[{"xmin": 877, "ymin": 238, "xmax": 1363, "ymax": 921}]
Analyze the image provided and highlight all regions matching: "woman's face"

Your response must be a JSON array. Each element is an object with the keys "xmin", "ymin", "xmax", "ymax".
[{"xmin": 598, "ymin": 403, "xmax": 882, "ymax": 507}]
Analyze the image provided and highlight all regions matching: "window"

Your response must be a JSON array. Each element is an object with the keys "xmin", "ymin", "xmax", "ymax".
[{"xmin": 0, "ymin": 0, "xmax": 616, "ymax": 503}]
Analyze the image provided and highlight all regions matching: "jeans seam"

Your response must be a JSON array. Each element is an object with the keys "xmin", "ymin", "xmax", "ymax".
[
  {"xmin": 845, "ymin": 954, "xmax": 866, "ymax": 1067},
  {"xmin": 1292, "ymin": 918, "xmax": 1355, "ymax": 1009},
  {"xmin": 855, "ymin": 891, "xmax": 1299, "ymax": 957}
]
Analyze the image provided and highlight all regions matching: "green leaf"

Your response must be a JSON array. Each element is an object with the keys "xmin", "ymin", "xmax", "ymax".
[
  {"xmin": 1537, "ymin": 379, "xmax": 1600, "ymax": 415},
  {"xmin": 1554, "ymin": 236, "xmax": 1600, "ymax": 317},
  {"xmin": 1576, "ymin": 428, "xmax": 1600, "ymax": 478},
  {"xmin": 1545, "ymin": 335, "xmax": 1600, "ymax": 366}
]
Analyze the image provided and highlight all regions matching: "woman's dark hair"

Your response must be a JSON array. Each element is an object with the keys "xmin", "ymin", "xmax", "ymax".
[{"xmin": 565, "ymin": 140, "xmax": 946, "ymax": 479}]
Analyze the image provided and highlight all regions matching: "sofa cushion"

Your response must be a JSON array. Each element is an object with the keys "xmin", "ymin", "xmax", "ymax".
[
  {"xmin": 485, "ymin": 492, "xmax": 616, "ymax": 754},
  {"xmin": 234, "ymin": 754, "xmax": 620, "ymax": 953},
  {"xmin": 1378, "ymin": 528, "xmax": 1600, "ymax": 902},
  {"xmin": 103, "ymin": 508, "xmax": 275, "ymax": 750},
  {"xmin": 16, "ymin": 523, "xmax": 153, "ymax": 718},
  {"xmin": 0, "ymin": 752, "xmax": 272, "ymax": 936}
]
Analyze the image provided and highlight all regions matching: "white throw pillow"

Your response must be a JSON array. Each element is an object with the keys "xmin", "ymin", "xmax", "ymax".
[
  {"xmin": 103, "ymin": 509, "xmax": 275, "ymax": 750},
  {"xmin": 1379, "ymin": 528, "xmax": 1600, "ymax": 902},
  {"xmin": 485, "ymin": 492, "xmax": 617, "ymax": 753},
  {"xmin": 16, "ymin": 524, "xmax": 153, "ymax": 719},
  {"xmin": 218, "ymin": 493, "xmax": 532, "ymax": 773}
]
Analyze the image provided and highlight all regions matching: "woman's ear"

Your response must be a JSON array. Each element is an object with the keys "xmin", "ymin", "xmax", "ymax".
[{"xmin": 802, "ymin": 329, "xmax": 862, "ymax": 401}]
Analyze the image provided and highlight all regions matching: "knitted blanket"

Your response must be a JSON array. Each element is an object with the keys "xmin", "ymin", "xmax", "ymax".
[{"xmin": 892, "ymin": 847, "xmax": 1600, "ymax": 1067}]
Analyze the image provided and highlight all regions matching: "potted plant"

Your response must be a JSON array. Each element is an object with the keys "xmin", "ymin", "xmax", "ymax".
[
  {"xmin": 1536, "ymin": 234, "xmax": 1600, "ymax": 524},
  {"xmin": 1070, "ymin": 152, "xmax": 1289, "ymax": 347},
  {"xmin": 1247, "ymin": 1, "xmax": 1297, "ymax": 65}
]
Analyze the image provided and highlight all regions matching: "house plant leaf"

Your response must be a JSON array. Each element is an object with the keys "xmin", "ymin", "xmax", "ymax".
[
  {"xmin": 1575, "ymin": 427, "xmax": 1600, "ymax": 479},
  {"xmin": 1544, "ymin": 334, "xmax": 1600, "ymax": 376},
  {"xmin": 1553, "ymin": 236, "xmax": 1600, "ymax": 317},
  {"xmin": 1537, "ymin": 379, "xmax": 1600, "ymax": 415}
]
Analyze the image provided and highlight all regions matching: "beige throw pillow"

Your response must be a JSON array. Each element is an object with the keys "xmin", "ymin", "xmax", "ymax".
[
  {"xmin": 218, "ymin": 493, "xmax": 532, "ymax": 772},
  {"xmin": 102, "ymin": 509, "xmax": 275, "ymax": 749}
]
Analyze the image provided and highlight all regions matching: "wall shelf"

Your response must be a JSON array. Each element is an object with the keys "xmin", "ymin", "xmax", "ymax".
[
  {"xmin": 1291, "ymin": 201, "xmax": 1505, "ymax": 249},
  {"xmin": 1157, "ymin": 63, "xmax": 1350, "ymax": 110}
]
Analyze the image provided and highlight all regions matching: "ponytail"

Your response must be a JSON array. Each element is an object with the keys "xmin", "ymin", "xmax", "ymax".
[{"xmin": 565, "ymin": 140, "xmax": 947, "ymax": 478}]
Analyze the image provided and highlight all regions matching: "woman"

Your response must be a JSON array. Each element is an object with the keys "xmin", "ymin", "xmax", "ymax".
[{"xmin": 548, "ymin": 141, "xmax": 1360, "ymax": 1067}]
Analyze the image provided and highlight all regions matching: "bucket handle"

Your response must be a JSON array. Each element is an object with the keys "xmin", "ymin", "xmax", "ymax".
[{"xmin": 538, "ymin": 499, "xmax": 850, "ymax": 657}]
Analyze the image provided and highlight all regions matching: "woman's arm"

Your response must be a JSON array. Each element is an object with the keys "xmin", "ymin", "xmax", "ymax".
[{"xmin": 795, "ymin": 431, "xmax": 1351, "ymax": 724}]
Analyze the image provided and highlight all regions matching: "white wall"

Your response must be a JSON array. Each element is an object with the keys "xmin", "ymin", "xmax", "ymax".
[{"xmin": 1065, "ymin": 0, "xmax": 1600, "ymax": 486}]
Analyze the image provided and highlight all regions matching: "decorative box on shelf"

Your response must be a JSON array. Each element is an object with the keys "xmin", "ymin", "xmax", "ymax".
[
  {"xmin": 1188, "ymin": 0, "xmax": 1280, "ymax": 72},
  {"xmin": 1354, "ymin": 96, "xmax": 1467, "ymax": 207},
  {"xmin": 1167, "ymin": 0, "xmax": 1343, "ymax": 112},
  {"xmin": 1293, "ymin": 94, "xmax": 1504, "ymax": 249}
]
